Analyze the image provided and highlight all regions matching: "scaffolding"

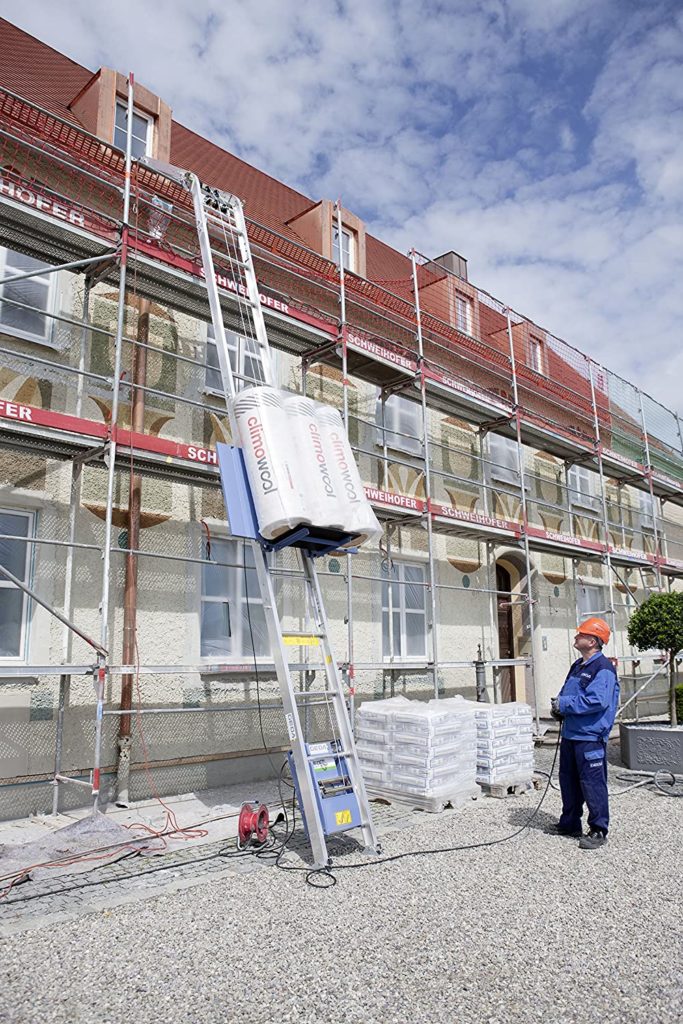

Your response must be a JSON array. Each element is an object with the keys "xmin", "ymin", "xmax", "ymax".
[{"xmin": 0, "ymin": 81, "xmax": 681, "ymax": 818}]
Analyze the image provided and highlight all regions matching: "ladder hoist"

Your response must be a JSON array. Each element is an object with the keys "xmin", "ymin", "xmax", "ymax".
[{"xmin": 142, "ymin": 158, "xmax": 380, "ymax": 869}]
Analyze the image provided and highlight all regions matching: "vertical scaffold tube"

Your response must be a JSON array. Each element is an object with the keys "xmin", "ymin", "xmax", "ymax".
[
  {"xmin": 504, "ymin": 310, "xmax": 540, "ymax": 733},
  {"xmin": 92, "ymin": 73, "xmax": 135, "ymax": 812},
  {"xmin": 410, "ymin": 251, "xmax": 439, "ymax": 698},
  {"xmin": 588, "ymin": 359, "xmax": 617, "ymax": 644},
  {"xmin": 334, "ymin": 201, "xmax": 356, "ymax": 722}
]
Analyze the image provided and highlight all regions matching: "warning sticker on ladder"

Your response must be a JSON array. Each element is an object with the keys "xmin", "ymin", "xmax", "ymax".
[
  {"xmin": 282, "ymin": 635, "xmax": 320, "ymax": 646},
  {"xmin": 285, "ymin": 713, "xmax": 297, "ymax": 741}
]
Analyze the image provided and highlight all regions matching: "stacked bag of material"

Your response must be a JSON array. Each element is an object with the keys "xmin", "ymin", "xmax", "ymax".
[
  {"xmin": 472, "ymin": 701, "xmax": 534, "ymax": 786},
  {"xmin": 355, "ymin": 696, "xmax": 479, "ymax": 811}
]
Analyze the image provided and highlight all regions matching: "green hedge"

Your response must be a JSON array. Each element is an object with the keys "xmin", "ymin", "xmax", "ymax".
[{"xmin": 676, "ymin": 684, "xmax": 683, "ymax": 724}]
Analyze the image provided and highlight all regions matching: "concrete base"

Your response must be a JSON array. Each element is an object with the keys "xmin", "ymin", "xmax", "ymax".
[{"xmin": 619, "ymin": 722, "xmax": 683, "ymax": 774}]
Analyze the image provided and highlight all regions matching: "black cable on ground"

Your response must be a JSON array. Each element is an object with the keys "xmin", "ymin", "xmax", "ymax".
[
  {"xmin": 243, "ymin": 553, "xmax": 289, "ymax": 784},
  {"xmin": 272, "ymin": 730, "xmax": 564, "ymax": 888}
]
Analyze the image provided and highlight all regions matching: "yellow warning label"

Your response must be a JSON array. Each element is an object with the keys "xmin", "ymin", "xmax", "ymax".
[
  {"xmin": 282, "ymin": 635, "xmax": 320, "ymax": 646},
  {"xmin": 335, "ymin": 809, "xmax": 352, "ymax": 826}
]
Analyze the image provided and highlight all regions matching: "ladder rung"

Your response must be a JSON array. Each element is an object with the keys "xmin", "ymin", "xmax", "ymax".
[
  {"xmin": 205, "ymin": 214, "xmax": 245, "ymax": 236},
  {"xmin": 283, "ymin": 631, "xmax": 324, "ymax": 639},
  {"xmin": 294, "ymin": 690, "xmax": 341, "ymax": 699}
]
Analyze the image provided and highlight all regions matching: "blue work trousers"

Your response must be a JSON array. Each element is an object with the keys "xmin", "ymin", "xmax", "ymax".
[{"xmin": 558, "ymin": 738, "xmax": 609, "ymax": 835}]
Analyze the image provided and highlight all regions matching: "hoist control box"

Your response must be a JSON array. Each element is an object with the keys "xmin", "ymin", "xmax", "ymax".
[{"xmin": 288, "ymin": 740, "xmax": 363, "ymax": 839}]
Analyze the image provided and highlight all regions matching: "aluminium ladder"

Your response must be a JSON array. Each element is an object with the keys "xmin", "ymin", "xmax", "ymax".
[{"xmin": 143, "ymin": 159, "xmax": 380, "ymax": 868}]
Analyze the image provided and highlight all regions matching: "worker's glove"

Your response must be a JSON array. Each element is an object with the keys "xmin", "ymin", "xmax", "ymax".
[{"xmin": 550, "ymin": 697, "xmax": 563, "ymax": 722}]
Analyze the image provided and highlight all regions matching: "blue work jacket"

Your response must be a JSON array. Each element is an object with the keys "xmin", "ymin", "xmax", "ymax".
[{"xmin": 557, "ymin": 652, "xmax": 620, "ymax": 741}]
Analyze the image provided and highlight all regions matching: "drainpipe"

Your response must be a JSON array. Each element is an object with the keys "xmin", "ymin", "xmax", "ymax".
[{"xmin": 116, "ymin": 297, "xmax": 149, "ymax": 805}]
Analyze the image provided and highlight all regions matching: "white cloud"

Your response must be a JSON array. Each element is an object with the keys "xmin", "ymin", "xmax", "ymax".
[{"xmin": 1, "ymin": 0, "xmax": 681, "ymax": 420}]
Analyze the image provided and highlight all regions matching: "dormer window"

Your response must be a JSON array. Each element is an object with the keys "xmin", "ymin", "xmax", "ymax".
[
  {"xmin": 529, "ymin": 335, "xmax": 545, "ymax": 374},
  {"xmin": 114, "ymin": 100, "xmax": 152, "ymax": 158},
  {"xmin": 455, "ymin": 292, "xmax": 472, "ymax": 334},
  {"xmin": 333, "ymin": 225, "xmax": 354, "ymax": 272},
  {"xmin": 286, "ymin": 200, "xmax": 366, "ymax": 277}
]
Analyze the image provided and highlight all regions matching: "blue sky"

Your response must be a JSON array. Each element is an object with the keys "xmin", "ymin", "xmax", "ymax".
[{"xmin": 1, "ymin": 0, "xmax": 682, "ymax": 415}]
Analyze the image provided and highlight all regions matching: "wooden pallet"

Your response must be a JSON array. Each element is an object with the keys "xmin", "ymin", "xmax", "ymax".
[{"xmin": 478, "ymin": 779, "xmax": 534, "ymax": 799}]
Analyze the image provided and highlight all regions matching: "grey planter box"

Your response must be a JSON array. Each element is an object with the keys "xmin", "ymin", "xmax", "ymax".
[{"xmin": 619, "ymin": 722, "xmax": 683, "ymax": 774}]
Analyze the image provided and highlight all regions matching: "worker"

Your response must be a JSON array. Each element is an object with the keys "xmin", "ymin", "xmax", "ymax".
[{"xmin": 549, "ymin": 617, "xmax": 620, "ymax": 850}]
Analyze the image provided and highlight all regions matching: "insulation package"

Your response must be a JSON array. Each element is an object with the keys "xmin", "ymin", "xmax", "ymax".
[
  {"xmin": 283, "ymin": 394, "xmax": 346, "ymax": 530},
  {"xmin": 314, "ymin": 402, "xmax": 382, "ymax": 545},
  {"xmin": 232, "ymin": 386, "xmax": 310, "ymax": 539},
  {"xmin": 233, "ymin": 386, "xmax": 381, "ymax": 547}
]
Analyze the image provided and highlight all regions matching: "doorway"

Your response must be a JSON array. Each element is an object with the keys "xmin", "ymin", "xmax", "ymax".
[{"xmin": 496, "ymin": 563, "xmax": 515, "ymax": 701}]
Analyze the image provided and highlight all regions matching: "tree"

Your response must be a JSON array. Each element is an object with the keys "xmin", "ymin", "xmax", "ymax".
[{"xmin": 627, "ymin": 592, "xmax": 683, "ymax": 727}]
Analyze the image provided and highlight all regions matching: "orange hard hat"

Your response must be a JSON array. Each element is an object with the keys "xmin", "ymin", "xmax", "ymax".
[{"xmin": 576, "ymin": 617, "xmax": 611, "ymax": 645}]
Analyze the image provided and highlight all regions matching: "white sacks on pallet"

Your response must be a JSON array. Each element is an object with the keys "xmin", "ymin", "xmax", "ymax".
[
  {"xmin": 355, "ymin": 697, "xmax": 478, "ymax": 812},
  {"xmin": 232, "ymin": 385, "xmax": 381, "ymax": 545},
  {"xmin": 473, "ymin": 702, "xmax": 534, "ymax": 786}
]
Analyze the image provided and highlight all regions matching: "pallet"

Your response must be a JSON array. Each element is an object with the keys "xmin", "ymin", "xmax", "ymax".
[
  {"xmin": 366, "ymin": 783, "xmax": 480, "ymax": 814},
  {"xmin": 478, "ymin": 779, "xmax": 534, "ymax": 799}
]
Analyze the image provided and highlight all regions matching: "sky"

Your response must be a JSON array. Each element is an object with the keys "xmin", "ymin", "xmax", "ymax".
[{"xmin": 1, "ymin": 0, "xmax": 682, "ymax": 417}]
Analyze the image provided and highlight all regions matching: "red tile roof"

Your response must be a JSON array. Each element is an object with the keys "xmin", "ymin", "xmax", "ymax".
[
  {"xmin": 0, "ymin": 19, "xmax": 91, "ymax": 123},
  {"xmin": 0, "ymin": 17, "xmax": 413, "ymax": 279}
]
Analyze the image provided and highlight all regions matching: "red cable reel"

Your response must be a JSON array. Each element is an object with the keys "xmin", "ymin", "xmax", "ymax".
[{"xmin": 237, "ymin": 801, "xmax": 270, "ymax": 848}]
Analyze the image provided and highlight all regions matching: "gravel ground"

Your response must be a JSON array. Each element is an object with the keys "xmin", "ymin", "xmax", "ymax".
[{"xmin": 1, "ymin": 749, "xmax": 681, "ymax": 1024}]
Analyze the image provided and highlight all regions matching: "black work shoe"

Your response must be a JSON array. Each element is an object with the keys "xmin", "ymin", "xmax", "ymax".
[
  {"xmin": 546, "ymin": 824, "xmax": 582, "ymax": 838},
  {"xmin": 579, "ymin": 829, "xmax": 608, "ymax": 850}
]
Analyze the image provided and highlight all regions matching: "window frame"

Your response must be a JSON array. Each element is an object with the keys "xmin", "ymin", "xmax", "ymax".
[
  {"xmin": 203, "ymin": 323, "xmax": 270, "ymax": 396},
  {"xmin": 332, "ymin": 224, "xmax": 355, "ymax": 273},
  {"xmin": 114, "ymin": 100, "xmax": 153, "ymax": 159},
  {"xmin": 639, "ymin": 490, "xmax": 656, "ymax": 533},
  {"xmin": 454, "ymin": 291, "xmax": 472, "ymax": 335},
  {"xmin": 567, "ymin": 464, "xmax": 601, "ymax": 512},
  {"xmin": 529, "ymin": 335, "xmax": 545, "ymax": 375},
  {"xmin": 375, "ymin": 390, "xmax": 422, "ymax": 455},
  {"xmin": 0, "ymin": 508, "xmax": 35, "ymax": 663},
  {"xmin": 381, "ymin": 559, "xmax": 428, "ymax": 661},
  {"xmin": 199, "ymin": 534, "xmax": 272, "ymax": 664},
  {"xmin": 0, "ymin": 246, "xmax": 57, "ymax": 348},
  {"xmin": 576, "ymin": 581, "xmax": 606, "ymax": 620},
  {"xmin": 487, "ymin": 432, "xmax": 520, "ymax": 488}
]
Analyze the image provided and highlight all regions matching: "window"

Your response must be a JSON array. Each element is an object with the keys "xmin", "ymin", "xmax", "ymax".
[
  {"xmin": 0, "ymin": 509, "xmax": 33, "ymax": 660},
  {"xmin": 332, "ymin": 225, "xmax": 354, "ymax": 272},
  {"xmin": 114, "ymin": 101, "xmax": 152, "ymax": 159},
  {"xmin": 204, "ymin": 324, "xmax": 267, "ymax": 394},
  {"xmin": 455, "ymin": 292, "xmax": 472, "ymax": 334},
  {"xmin": 529, "ymin": 336, "xmax": 544, "ymax": 374},
  {"xmin": 200, "ymin": 537, "xmax": 270, "ymax": 660},
  {"xmin": 382, "ymin": 561, "xmax": 427, "ymax": 660},
  {"xmin": 576, "ymin": 582, "xmax": 606, "ymax": 619},
  {"xmin": 375, "ymin": 392, "xmax": 421, "ymax": 454},
  {"xmin": 639, "ymin": 491, "xmax": 656, "ymax": 532},
  {"xmin": 0, "ymin": 247, "xmax": 55, "ymax": 344},
  {"xmin": 567, "ymin": 464, "xmax": 600, "ymax": 511},
  {"xmin": 488, "ymin": 433, "xmax": 520, "ymax": 487}
]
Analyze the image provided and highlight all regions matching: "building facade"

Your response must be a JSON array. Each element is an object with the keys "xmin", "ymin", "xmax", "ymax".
[{"xmin": 0, "ymin": 21, "xmax": 681, "ymax": 818}]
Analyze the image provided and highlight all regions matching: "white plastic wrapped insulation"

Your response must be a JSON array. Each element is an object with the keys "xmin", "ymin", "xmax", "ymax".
[
  {"xmin": 314, "ymin": 402, "xmax": 382, "ymax": 546},
  {"xmin": 232, "ymin": 386, "xmax": 310, "ymax": 539},
  {"xmin": 283, "ymin": 393, "xmax": 346, "ymax": 529}
]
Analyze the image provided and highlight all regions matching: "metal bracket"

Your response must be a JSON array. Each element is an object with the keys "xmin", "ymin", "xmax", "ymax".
[{"xmin": 478, "ymin": 413, "xmax": 515, "ymax": 436}]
